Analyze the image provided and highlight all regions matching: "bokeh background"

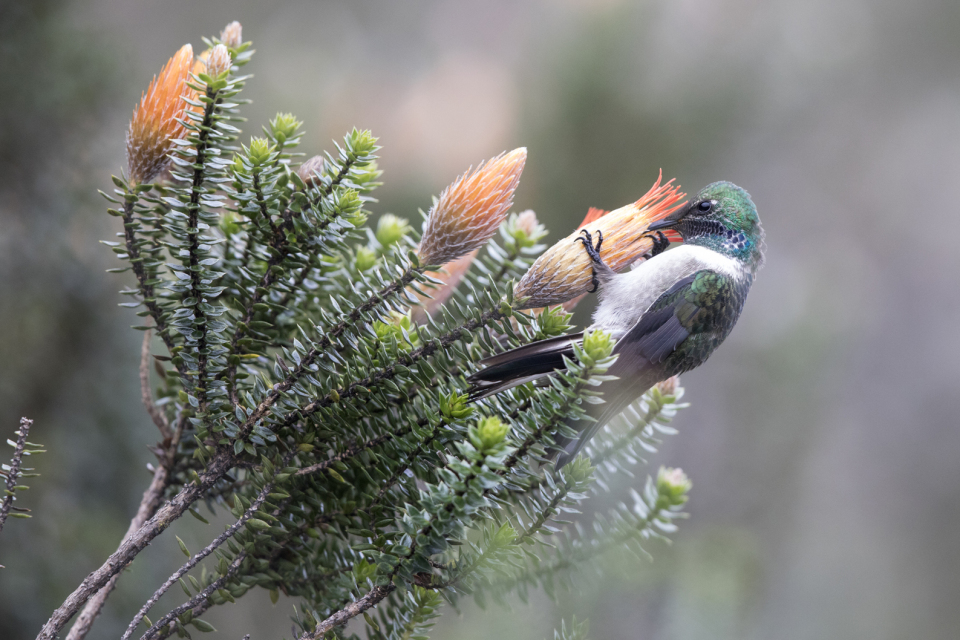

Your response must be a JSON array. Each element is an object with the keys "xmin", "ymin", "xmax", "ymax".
[{"xmin": 2, "ymin": 0, "xmax": 959, "ymax": 638}]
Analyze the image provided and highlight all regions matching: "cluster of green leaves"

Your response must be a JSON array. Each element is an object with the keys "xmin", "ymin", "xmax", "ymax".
[{"xmin": 102, "ymin": 27, "xmax": 692, "ymax": 640}]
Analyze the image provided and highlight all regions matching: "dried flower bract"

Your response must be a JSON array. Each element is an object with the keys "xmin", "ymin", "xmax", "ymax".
[
  {"xmin": 298, "ymin": 155, "xmax": 325, "ymax": 188},
  {"xmin": 220, "ymin": 21, "xmax": 242, "ymax": 49},
  {"xmin": 410, "ymin": 249, "xmax": 480, "ymax": 323},
  {"xmin": 417, "ymin": 148, "xmax": 526, "ymax": 266},
  {"xmin": 513, "ymin": 174, "xmax": 686, "ymax": 309},
  {"xmin": 126, "ymin": 44, "xmax": 197, "ymax": 184}
]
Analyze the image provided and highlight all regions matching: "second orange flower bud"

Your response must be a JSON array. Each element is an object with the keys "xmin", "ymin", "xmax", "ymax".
[{"xmin": 417, "ymin": 148, "xmax": 527, "ymax": 266}]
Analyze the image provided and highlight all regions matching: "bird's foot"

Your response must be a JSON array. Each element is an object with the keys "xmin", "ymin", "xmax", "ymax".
[
  {"xmin": 640, "ymin": 230, "xmax": 670, "ymax": 260},
  {"xmin": 575, "ymin": 228, "xmax": 606, "ymax": 263},
  {"xmin": 575, "ymin": 229, "xmax": 608, "ymax": 292}
]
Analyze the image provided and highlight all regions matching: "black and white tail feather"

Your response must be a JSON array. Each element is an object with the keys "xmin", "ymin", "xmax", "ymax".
[{"xmin": 466, "ymin": 332, "xmax": 583, "ymax": 401}]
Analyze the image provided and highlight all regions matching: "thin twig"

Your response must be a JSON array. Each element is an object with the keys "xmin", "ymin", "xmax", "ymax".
[
  {"xmin": 220, "ymin": 159, "xmax": 363, "ymax": 393},
  {"xmin": 589, "ymin": 396, "xmax": 667, "ymax": 466},
  {"xmin": 296, "ymin": 585, "xmax": 396, "ymax": 640},
  {"xmin": 0, "ymin": 417, "xmax": 33, "ymax": 535},
  {"xmin": 498, "ymin": 368, "xmax": 593, "ymax": 476},
  {"xmin": 294, "ymin": 431, "xmax": 400, "ymax": 478},
  {"xmin": 297, "ymin": 447, "xmax": 490, "ymax": 638},
  {"xmin": 182, "ymin": 88, "xmax": 222, "ymax": 410},
  {"xmin": 65, "ymin": 460, "xmax": 171, "ymax": 640},
  {"xmin": 141, "ymin": 552, "xmax": 246, "ymax": 640},
  {"xmin": 37, "ymin": 441, "xmax": 233, "ymax": 640},
  {"xmin": 141, "ymin": 329, "xmax": 171, "ymax": 440},
  {"xmin": 121, "ymin": 478, "xmax": 275, "ymax": 640},
  {"xmin": 155, "ymin": 598, "xmax": 212, "ymax": 640},
  {"xmin": 369, "ymin": 420, "xmax": 443, "ymax": 508},
  {"xmin": 64, "ymin": 410, "xmax": 188, "ymax": 640}
]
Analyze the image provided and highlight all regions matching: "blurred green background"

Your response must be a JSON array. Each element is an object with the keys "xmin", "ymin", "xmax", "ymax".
[{"xmin": 2, "ymin": 0, "xmax": 959, "ymax": 638}]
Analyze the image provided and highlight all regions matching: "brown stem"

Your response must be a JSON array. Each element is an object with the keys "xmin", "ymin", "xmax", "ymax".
[
  {"xmin": 220, "ymin": 153, "xmax": 364, "ymax": 393},
  {"xmin": 36, "ymin": 446, "xmax": 233, "ymax": 640},
  {"xmin": 296, "ymin": 585, "xmax": 396, "ymax": 640},
  {"xmin": 121, "ymin": 472, "xmax": 278, "ymax": 640},
  {"xmin": 140, "ymin": 329, "xmax": 171, "ymax": 440},
  {"xmin": 501, "ymin": 376, "xmax": 587, "ymax": 472},
  {"xmin": 63, "ymin": 410, "xmax": 188, "ymax": 640},
  {"xmin": 274, "ymin": 257, "xmax": 313, "ymax": 310},
  {"xmin": 154, "ymin": 598, "xmax": 211, "ymax": 640},
  {"xmin": 141, "ymin": 552, "xmax": 246, "ymax": 640},
  {"xmin": 369, "ymin": 420, "xmax": 442, "ymax": 508},
  {"xmin": 247, "ymin": 421, "xmax": 454, "ymax": 640},
  {"xmin": 64, "ymin": 461, "xmax": 170, "ymax": 640}
]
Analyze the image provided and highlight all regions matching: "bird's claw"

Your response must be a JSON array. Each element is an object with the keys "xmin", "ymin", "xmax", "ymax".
[
  {"xmin": 640, "ymin": 230, "xmax": 670, "ymax": 260},
  {"xmin": 575, "ymin": 229, "xmax": 605, "ymax": 293},
  {"xmin": 574, "ymin": 228, "xmax": 605, "ymax": 264}
]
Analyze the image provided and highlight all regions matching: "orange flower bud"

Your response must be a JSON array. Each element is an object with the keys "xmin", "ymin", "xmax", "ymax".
[
  {"xmin": 513, "ymin": 174, "xmax": 686, "ymax": 309},
  {"xmin": 126, "ymin": 44, "xmax": 198, "ymax": 184},
  {"xmin": 417, "ymin": 148, "xmax": 526, "ymax": 266}
]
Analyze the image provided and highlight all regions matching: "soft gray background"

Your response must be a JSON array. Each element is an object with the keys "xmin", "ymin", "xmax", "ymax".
[{"xmin": 1, "ymin": 0, "xmax": 958, "ymax": 638}]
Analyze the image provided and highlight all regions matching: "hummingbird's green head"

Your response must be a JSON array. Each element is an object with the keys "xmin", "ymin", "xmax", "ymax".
[{"xmin": 649, "ymin": 181, "xmax": 764, "ymax": 270}]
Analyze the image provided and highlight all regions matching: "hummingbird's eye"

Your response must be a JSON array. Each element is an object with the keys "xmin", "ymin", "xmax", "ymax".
[{"xmin": 698, "ymin": 201, "xmax": 713, "ymax": 213}]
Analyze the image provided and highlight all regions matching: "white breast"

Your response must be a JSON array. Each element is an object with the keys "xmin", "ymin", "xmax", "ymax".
[{"xmin": 589, "ymin": 245, "xmax": 743, "ymax": 338}]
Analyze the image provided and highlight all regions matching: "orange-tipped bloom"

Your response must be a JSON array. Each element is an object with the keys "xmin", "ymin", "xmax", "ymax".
[
  {"xmin": 417, "ymin": 148, "xmax": 526, "ymax": 266},
  {"xmin": 513, "ymin": 174, "xmax": 686, "ymax": 309},
  {"xmin": 126, "ymin": 44, "xmax": 199, "ymax": 184}
]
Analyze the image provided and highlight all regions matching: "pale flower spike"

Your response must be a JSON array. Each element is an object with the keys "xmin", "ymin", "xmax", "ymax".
[
  {"xmin": 417, "ymin": 148, "xmax": 527, "ymax": 266},
  {"xmin": 205, "ymin": 44, "xmax": 231, "ymax": 78},
  {"xmin": 220, "ymin": 21, "xmax": 242, "ymax": 49},
  {"xmin": 514, "ymin": 209, "xmax": 540, "ymax": 237}
]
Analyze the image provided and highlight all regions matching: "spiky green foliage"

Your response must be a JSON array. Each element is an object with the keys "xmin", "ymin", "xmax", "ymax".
[{"xmin": 87, "ymin": 26, "xmax": 696, "ymax": 640}]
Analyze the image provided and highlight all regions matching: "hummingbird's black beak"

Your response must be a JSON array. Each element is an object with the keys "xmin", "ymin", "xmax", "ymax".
[{"xmin": 647, "ymin": 205, "xmax": 689, "ymax": 232}]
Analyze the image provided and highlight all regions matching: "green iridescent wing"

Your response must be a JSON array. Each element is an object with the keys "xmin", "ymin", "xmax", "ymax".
[
  {"xmin": 611, "ymin": 269, "xmax": 741, "ymax": 373},
  {"xmin": 555, "ymin": 270, "xmax": 743, "ymax": 468}
]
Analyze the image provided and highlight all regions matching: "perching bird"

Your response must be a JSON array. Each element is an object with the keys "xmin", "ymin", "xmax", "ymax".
[{"xmin": 467, "ymin": 181, "xmax": 765, "ymax": 468}]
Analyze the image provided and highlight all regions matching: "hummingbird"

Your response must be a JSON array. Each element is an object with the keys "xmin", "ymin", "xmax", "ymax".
[{"xmin": 467, "ymin": 181, "xmax": 765, "ymax": 468}]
